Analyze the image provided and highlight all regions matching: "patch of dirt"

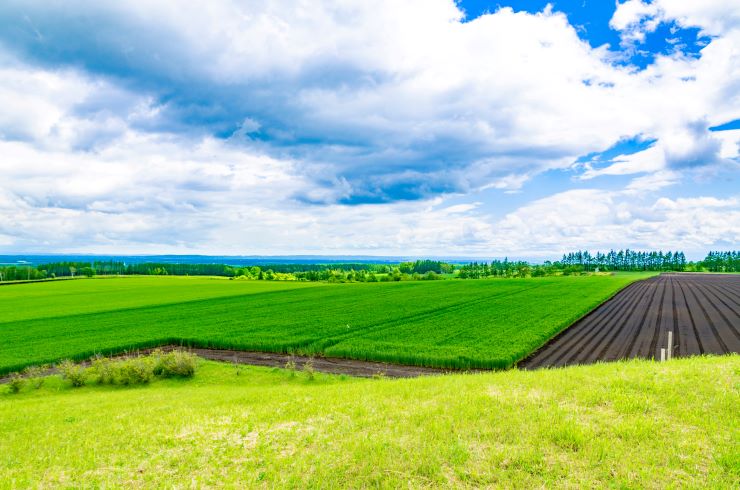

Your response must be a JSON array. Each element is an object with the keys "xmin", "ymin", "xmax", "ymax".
[
  {"xmin": 0, "ymin": 346, "xmax": 454, "ymax": 383},
  {"xmin": 164, "ymin": 346, "xmax": 452, "ymax": 378}
]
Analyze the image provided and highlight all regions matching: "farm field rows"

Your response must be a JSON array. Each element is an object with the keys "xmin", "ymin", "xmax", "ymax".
[
  {"xmin": 521, "ymin": 273, "xmax": 740, "ymax": 369},
  {"xmin": 0, "ymin": 276, "xmax": 318, "ymax": 323},
  {"xmin": 1, "ymin": 355, "xmax": 737, "ymax": 487},
  {"xmin": 0, "ymin": 273, "xmax": 650, "ymax": 373}
]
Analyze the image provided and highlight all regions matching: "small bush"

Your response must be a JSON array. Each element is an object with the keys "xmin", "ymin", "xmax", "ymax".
[
  {"xmin": 23, "ymin": 366, "xmax": 47, "ymax": 389},
  {"xmin": 117, "ymin": 357, "xmax": 154, "ymax": 385},
  {"xmin": 92, "ymin": 356, "xmax": 117, "ymax": 384},
  {"xmin": 303, "ymin": 359, "xmax": 315, "ymax": 380},
  {"xmin": 151, "ymin": 349, "xmax": 165, "ymax": 376},
  {"xmin": 155, "ymin": 350, "xmax": 198, "ymax": 378},
  {"xmin": 7, "ymin": 373, "xmax": 26, "ymax": 393},
  {"xmin": 59, "ymin": 360, "xmax": 88, "ymax": 387},
  {"xmin": 285, "ymin": 359, "xmax": 297, "ymax": 377}
]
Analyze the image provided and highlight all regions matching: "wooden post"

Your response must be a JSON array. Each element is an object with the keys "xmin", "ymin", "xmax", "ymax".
[
  {"xmin": 667, "ymin": 331, "xmax": 673, "ymax": 360},
  {"xmin": 660, "ymin": 348, "xmax": 666, "ymax": 362}
]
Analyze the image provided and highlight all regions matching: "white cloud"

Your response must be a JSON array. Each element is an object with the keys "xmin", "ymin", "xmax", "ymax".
[
  {"xmin": 610, "ymin": 1, "xmax": 661, "ymax": 44},
  {"xmin": 0, "ymin": 1, "xmax": 738, "ymax": 255},
  {"xmin": 493, "ymin": 190, "xmax": 740, "ymax": 258},
  {"xmin": 2, "ymin": 0, "xmax": 736, "ymax": 197},
  {"xmin": 612, "ymin": 0, "xmax": 740, "ymax": 39}
]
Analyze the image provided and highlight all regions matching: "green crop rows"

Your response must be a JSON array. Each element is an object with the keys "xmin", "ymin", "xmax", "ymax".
[{"xmin": 0, "ymin": 274, "xmax": 651, "ymax": 373}]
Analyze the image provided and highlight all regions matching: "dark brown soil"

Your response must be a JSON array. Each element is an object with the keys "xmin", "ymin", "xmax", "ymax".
[
  {"xmin": 0, "ymin": 346, "xmax": 452, "ymax": 383},
  {"xmin": 160, "ymin": 346, "xmax": 451, "ymax": 378},
  {"xmin": 518, "ymin": 273, "xmax": 740, "ymax": 369}
]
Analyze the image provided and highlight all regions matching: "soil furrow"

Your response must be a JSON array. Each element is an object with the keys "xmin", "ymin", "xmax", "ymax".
[
  {"xmin": 520, "ymin": 274, "xmax": 739, "ymax": 369},
  {"xmin": 537, "ymin": 279, "xmax": 648, "ymax": 366},
  {"xmin": 583, "ymin": 279, "xmax": 654, "ymax": 363},
  {"xmin": 678, "ymin": 281, "xmax": 704, "ymax": 354},
  {"xmin": 620, "ymin": 277, "xmax": 661, "ymax": 359},
  {"xmin": 689, "ymin": 284, "xmax": 739, "ymax": 352}
]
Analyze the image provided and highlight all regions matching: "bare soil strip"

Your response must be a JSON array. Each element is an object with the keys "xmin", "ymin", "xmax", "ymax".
[
  {"xmin": 0, "ymin": 346, "xmax": 451, "ymax": 382},
  {"xmin": 163, "ymin": 346, "xmax": 451, "ymax": 378},
  {"xmin": 519, "ymin": 273, "xmax": 740, "ymax": 369}
]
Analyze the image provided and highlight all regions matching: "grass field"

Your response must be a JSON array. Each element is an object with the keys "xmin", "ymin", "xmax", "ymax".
[
  {"xmin": 0, "ymin": 273, "xmax": 652, "ymax": 372},
  {"xmin": 1, "ymin": 355, "xmax": 736, "ymax": 488}
]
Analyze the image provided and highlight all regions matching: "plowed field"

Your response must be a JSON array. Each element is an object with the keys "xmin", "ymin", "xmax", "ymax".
[{"xmin": 520, "ymin": 273, "xmax": 740, "ymax": 369}]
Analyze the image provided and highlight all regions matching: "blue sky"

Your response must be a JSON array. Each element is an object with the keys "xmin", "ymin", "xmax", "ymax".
[{"xmin": 0, "ymin": 0, "xmax": 737, "ymax": 259}]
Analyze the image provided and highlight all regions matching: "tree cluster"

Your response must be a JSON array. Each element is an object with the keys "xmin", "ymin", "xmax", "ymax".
[
  {"xmin": 696, "ymin": 251, "xmax": 739, "ymax": 272},
  {"xmin": 559, "ymin": 250, "xmax": 687, "ymax": 272},
  {"xmin": 398, "ymin": 260, "xmax": 454, "ymax": 275}
]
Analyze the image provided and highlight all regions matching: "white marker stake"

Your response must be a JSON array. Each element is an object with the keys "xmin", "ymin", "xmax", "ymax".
[
  {"xmin": 660, "ymin": 348, "xmax": 666, "ymax": 362},
  {"xmin": 667, "ymin": 331, "xmax": 673, "ymax": 360}
]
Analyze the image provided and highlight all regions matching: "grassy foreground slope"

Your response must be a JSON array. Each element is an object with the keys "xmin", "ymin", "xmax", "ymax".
[
  {"xmin": 0, "ymin": 274, "xmax": 652, "ymax": 372},
  {"xmin": 1, "ymin": 355, "xmax": 737, "ymax": 488}
]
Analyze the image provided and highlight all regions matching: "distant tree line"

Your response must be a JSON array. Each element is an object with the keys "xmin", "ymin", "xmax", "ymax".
[
  {"xmin": 457, "ymin": 259, "xmax": 532, "ymax": 278},
  {"xmin": 699, "ymin": 251, "xmax": 739, "ymax": 272},
  {"xmin": 559, "ymin": 249, "xmax": 688, "ymax": 272},
  {"xmin": 0, "ymin": 250, "xmax": 737, "ymax": 282},
  {"xmin": 454, "ymin": 249, "xmax": 738, "ymax": 279}
]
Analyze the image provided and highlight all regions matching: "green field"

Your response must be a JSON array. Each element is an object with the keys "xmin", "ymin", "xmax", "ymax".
[
  {"xmin": 1, "ymin": 355, "xmax": 736, "ymax": 487},
  {"xmin": 0, "ymin": 274, "xmax": 652, "ymax": 373}
]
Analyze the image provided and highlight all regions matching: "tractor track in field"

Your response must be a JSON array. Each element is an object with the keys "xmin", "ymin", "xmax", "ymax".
[{"xmin": 519, "ymin": 273, "xmax": 740, "ymax": 369}]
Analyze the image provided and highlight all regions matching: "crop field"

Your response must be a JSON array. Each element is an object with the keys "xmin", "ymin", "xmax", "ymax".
[
  {"xmin": 0, "ymin": 273, "xmax": 650, "ymax": 373},
  {"xmin": 0, "ymin": 276, "xmax": 318, "ymax": 323},
  {"xmin": 1, "ymin": 355, "xmax": 737, "ymax": 487},
  {"xmin": 521, "ymin": 273, "xmax": 740, "ymax": 369}
]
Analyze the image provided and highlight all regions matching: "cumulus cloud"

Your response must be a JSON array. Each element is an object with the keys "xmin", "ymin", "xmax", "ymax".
[
  {"xmin": 612, "ymin": 0, "xmax": 740, "ymax": 40},
  {"xmin": 493, "ymin": 190, "xmax": 740, "ymax": 258},
  {"xmin": 0, "ymin": 1, "xmax": 737, "ymax": 255},
  {"xmin": 1, "ymin": 0, "xmax": 735, "ymax": 200}
]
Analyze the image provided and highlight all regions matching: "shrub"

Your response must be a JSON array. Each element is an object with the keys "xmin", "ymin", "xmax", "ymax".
[
  {"xmin": 155, "ymin": 350, "xmax": 198, "ymax": 378},
  {"xmin": 285, "ymin": 359, "xmax": 297, "ymax": 377},
  {"xmin": 151, "ymin": 349, "xmax": 165, "ymax": 376},
  {"xmin": 59, "ymin": 360, "xmax": 88, "ymax": 387},
  {"xmin": 22, "ymin": 365, "xmax": 47, "ymax": 389},
  {"xmin": 92, "ymin": 356, "xmax": 117, "ymax": 384},
  {"xmin": 303, "ymin": 359, "xmax": 315, "ymax": 380},
  {"xmin": 7, "ymin": 373, "xmax": 26, "ymax": 393},
  {"xmin": 117, "ymin": 357, "xmax": 154, "ymax": 385}
]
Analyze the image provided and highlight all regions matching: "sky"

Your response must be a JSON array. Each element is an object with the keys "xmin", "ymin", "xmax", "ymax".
[{"xmin": 0, "ymin": 0, "xmax": 738, "ymax": 260}]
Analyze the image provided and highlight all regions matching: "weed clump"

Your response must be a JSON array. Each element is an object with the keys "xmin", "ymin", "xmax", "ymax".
[
  {"xmin": 7, "ymin": 373, "xmax": 26, "ymax": 393},
  {"xmin": 92, "ymin": 355, "xmax": 117, "ymax": 384},
  {"xmin": 303, "ymin": 359, "xmax": 315, "ymax": 380},
  {"xmin": 285, "ymin": 359, "xmax": 297, "ymax": 377},
  {"xmin": 153, "ymin": 350, "xmax": 198, "ymax": 378},
  {"xmin": 92, "ymin": 349, "xmax": 198, "ymax": 385},
  {"xmin": 117, "ymin": 357, "xmax": 155, "ymax": 385},
  {"xmin": 23, "ymin": 365, "xmax": 47, "ymax": 389},
  {"xmin": 59, "ymin": 360, "xmax": 88, "ymax": 387}
]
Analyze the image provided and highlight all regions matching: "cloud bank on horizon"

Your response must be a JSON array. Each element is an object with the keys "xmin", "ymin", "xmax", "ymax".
[{"xmin": 0, "ymin": 0, "xmax": 738, "ymax": 259}]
